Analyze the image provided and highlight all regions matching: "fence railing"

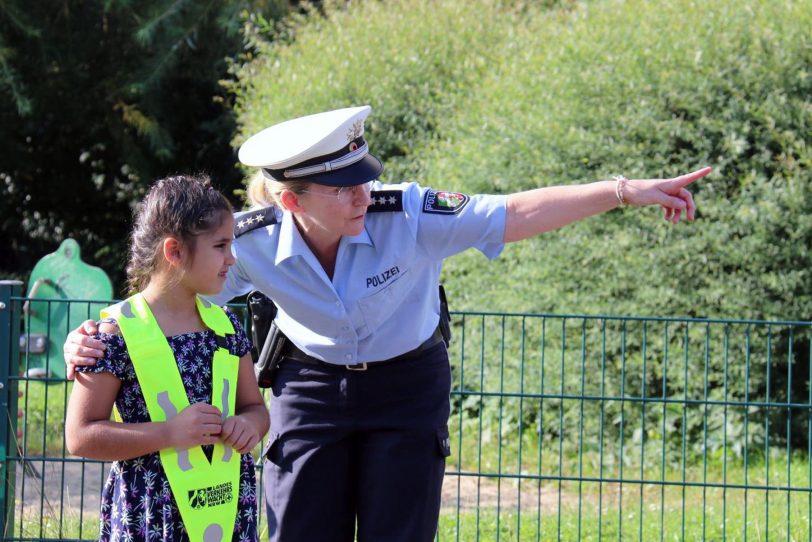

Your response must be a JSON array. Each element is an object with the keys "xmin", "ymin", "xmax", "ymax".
[{"xmin": 2, "ymin": 280, "xmax": 812, "ymax": 540}]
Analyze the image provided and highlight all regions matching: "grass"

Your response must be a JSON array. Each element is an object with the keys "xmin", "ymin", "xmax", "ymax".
[
  {"xmin": 13, "ymin": 510, "xmax": 100, "ymax": 541},
  {"xmin": 438, "ymin": 484, "xmax": 812, "ymax": 541},
  {"xmin": 8, "ymin": 415, "xmax": 812, "ymax": 541},
  {"xmin": 442, "ymin": 415, "xmax": 812, "ymax": 540},
  {"xmin": 15, "ymin": 380, "xmax": 71, "ymax": 458},
  {"xmin": 10, "ymin": 455, "xmax": 812, "ymax": 540}
]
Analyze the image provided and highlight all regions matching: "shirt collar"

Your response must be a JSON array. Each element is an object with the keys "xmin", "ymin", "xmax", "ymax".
[
  {"xmin": 275, "ymin": 210, "xmax": 306, "ymax": 265},
  {"xmin": 344, "ymin": 225, "xmax": 373, "ymax": 248},
  {"xmin": 276, "ymin": 210, "xmax": 373, "ymax": 266}
]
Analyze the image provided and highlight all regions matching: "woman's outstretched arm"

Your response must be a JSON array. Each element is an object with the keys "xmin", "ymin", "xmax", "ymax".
[{"xmin": 504, "ymin": 167, "xmax": 711, "ymax": 243}]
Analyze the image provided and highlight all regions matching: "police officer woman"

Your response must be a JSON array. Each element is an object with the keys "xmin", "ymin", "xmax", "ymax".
[{"xmin": 65, "ymin": 105, "xmax": 710, "ymax": 542}]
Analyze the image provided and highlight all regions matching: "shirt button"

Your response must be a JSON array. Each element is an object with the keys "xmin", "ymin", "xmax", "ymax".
[
  {"xmin": 345, "ymin": 354, "xmax": 352, "ymax": 361},
  {"xmin": 335, "ymin": 301, "xmax": 341, "ymax": 307},
  {"xmin": 342, "ymin": 326, "xmax": 349, "ymax": 331}
]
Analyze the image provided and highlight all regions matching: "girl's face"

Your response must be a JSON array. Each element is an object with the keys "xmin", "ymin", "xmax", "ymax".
[
  {"xmin": 295, "ymin": 181, "xmax": 373, "ymax": 241},
  {"xmin": 180, "ymin": 213, "xmax": 236, "ymax": 296}
]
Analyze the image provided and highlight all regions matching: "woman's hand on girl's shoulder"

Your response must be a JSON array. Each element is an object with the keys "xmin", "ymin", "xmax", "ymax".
[{"xmin": 64, "ymin": 319, "xmax": 107, "ymax": 379}]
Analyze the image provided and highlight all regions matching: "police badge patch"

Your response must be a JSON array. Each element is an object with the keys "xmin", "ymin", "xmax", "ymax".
[{"xmin": 422, "ymin": 190, "xmax": 470, "ymax": 215}]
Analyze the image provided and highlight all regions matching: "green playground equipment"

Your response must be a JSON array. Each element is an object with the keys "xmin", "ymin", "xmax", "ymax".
[{"xmin": 20, "ymin": 239, "xmax": 113, "ymax": 379}]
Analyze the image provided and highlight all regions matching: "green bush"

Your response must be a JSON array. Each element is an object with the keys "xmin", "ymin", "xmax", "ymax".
[
  {"xmin": 232, "ymin": 0, "xmax": 515, "ymax": 164},
  {"xmin": 232, "ymin": 0, "xmax": 812, "ymax": 452},
  {"xmin": 233, "ymin": 0, "xmax": 811, "ymax": 320}
]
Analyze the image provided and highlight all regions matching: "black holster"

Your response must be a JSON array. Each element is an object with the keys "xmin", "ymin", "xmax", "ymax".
[
  {"xmin": 438, "ymin": 284, "xmax": 452, "ymax": 347},
  {"xmin": 246, "ymin": 290, "xmax": 285, "ymax": 388}
]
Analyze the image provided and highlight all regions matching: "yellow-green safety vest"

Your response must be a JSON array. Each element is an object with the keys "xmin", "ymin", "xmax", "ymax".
[{"xmin": 101, "ymin": 293, "xmax": 240, "ymax": 542}]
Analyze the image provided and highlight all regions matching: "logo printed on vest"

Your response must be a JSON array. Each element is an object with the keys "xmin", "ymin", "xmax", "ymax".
[{"xmin": 188, "ymin": 482, "xmax": 233, "ymax": 510}]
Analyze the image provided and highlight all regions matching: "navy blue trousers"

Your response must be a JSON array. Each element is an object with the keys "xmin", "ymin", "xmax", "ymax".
[{"xmin": 263, "ymin": 342, "xmax": 451, "ymax": 542}]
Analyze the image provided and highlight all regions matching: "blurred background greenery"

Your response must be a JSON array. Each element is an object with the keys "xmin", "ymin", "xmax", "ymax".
[
  {"xmin": 3, "ymin": 0, "xmax": 810, "ymax": 321},
  {"xmin": 0, "ymin": 0, "xmax": 292, "ymax": 284}
]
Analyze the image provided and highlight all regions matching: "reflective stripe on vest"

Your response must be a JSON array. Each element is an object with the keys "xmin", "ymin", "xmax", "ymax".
[{"xmin": 101, "ymin": 293, "xmax": 240, "ymax": 542}]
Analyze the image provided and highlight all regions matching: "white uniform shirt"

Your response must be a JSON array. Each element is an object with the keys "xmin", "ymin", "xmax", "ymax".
[{"xmin": 210, "ymin": 181, "xmax": 507, "ymax": 365}]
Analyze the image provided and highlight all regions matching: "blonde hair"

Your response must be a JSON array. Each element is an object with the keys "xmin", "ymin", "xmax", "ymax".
[{"xmin": 246, "ymin": 171, "xmax": 311, "ymax": 210}]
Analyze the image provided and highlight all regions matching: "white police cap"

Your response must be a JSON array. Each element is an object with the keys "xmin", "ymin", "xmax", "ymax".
[{"xmin": 238, "ymin": 105, "xmax": 384, "ymax": 187}]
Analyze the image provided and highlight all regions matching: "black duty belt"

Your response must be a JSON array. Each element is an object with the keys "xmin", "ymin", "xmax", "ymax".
[{"xmin": 280, "ymin": 327, "xmax": 445, "ymax": 371}]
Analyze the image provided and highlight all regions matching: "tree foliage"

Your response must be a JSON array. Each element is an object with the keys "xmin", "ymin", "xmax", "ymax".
[{"xmin": 0, "ymin": 0, "xmax": 291, "ymax": 291}]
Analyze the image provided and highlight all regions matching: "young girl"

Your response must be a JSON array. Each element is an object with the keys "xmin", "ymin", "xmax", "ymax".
[{"xmin": 65, "ymin": 175, "xmax": 269, "ymax": 542}]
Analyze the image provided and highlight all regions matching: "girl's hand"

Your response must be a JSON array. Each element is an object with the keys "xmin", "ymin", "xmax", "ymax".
[
  {"xmin": 167, "ymin": 402, "xmax": 223, "ymax": 449},
  {"xmin": 220, "ymin": 415, "xmax": 262, "ymax": 454},
  {"xmin": 63, "ymin": 320, "xmax": 105, "ymax": 379},
  {"xmin": 623, "ymin": 166, "xmax": 712, "ymax": 224}
]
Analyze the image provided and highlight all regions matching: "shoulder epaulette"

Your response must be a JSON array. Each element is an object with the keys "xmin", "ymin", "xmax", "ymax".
[
  {"xmin": 367, "ymin": 190, "xmax": 404, "ymax": 213},
  {"xmin": 234, "ymin": 207, "xmax": 278, "ymax": 238}
]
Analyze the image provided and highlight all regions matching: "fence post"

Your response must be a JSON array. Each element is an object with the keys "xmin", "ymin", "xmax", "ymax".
[{"xmin": 0, "ymin": 280, "xmax": 22, "ymax": 539}]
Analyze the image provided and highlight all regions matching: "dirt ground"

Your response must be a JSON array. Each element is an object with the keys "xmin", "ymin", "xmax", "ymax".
[
  {"xmin": 14, "ymin": 458, "xmax": 106, "ymax": 523},
  {"xmin": 12, "ymin": 458, "xmax": 589, "ymax": 535},
  {"xmin": 441, "ymin": 468, "xmax": 580, "ymax": 512},
  {"xmin": 14, "ymin": 459, "xmax": 580, "ymax": 521}
]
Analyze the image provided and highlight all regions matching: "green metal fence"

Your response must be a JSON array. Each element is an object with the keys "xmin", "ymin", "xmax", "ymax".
[{"xmin": 3, "ymin": 280, "xmax": 812, "ymax": 540}]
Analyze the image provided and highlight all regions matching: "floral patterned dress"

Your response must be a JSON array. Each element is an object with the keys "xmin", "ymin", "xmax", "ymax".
[{"xmin": 75, "ymin": 310, "xmax": 260, "ymax": 542}]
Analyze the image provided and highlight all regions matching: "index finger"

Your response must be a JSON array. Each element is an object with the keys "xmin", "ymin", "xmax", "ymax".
[
  {"xmin": 195, "ymin": 403, "xmax": 223, "ymax": 416},
  {"xmin": 77, "ymin": 335, "xmax": 106, "ymax": 352},
  {"xmin": 671, "ymin": 166, "xmax": 712, "ymax": 188},
  {"xmin": 64, "ymin": 336, "xmax": 105, "ymax": 359},
  {"xmin": 196, "ymin": 412, "xmax": 224, "ymax": 427}
]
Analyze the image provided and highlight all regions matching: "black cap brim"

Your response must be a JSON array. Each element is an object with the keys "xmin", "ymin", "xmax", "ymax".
[{"xmin": 305, "ymin": 153, "xmax": 384, "ymax": 187}]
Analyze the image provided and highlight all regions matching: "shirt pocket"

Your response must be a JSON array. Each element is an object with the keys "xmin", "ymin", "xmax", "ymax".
[
  {"xmin": 262, "ymin": 432, "xmax": 280, "ymax": 464},
  {"xmin": 355, "ymin": 269, "xmax": 413, "ymax": 337}
]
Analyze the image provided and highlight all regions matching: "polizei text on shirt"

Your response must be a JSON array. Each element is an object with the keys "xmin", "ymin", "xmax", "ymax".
[{"xmin": 366, "ymin": 265, "xmax": 400, "ymax": 288}]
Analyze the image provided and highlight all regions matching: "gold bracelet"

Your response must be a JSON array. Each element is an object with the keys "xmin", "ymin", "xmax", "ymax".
[{"xmin": 613, "ymin": 175, "xmax": 628, "ymax": 207}]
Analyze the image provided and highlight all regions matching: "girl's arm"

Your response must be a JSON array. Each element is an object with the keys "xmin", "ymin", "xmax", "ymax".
[
  {"xmin": 503, "ymin": 167, "xmax": 710, "ymax": 243},
  {"xmin": 220, "ymin": 354, "xmax": 270, "ymax": 454},
  {"xmin": 65, "ymin": 371, "xmax": 224, "ymax": 461}
]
